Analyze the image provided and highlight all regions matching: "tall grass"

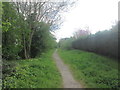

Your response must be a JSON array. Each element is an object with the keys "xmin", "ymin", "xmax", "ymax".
[
  {"xmin": 58, "ymin": 49, "xmax": 119, "ymax": 88},
  {"xmin": 3, "ymin": 50, "xmax": 62, "ymax": 88}
]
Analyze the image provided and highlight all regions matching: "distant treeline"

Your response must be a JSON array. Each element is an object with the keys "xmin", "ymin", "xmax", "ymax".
[{"xmin": 59, "ymin": 22, "xmax": 119, "ymax": 59}]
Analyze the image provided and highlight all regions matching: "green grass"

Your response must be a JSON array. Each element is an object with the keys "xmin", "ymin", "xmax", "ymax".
[
  {"xmin": 58, "ymin": 49, "xmax": 119, "ymax": 88},
  {"xmin": 3, "ymin": 50, "xmax": 62, "ymax": 88}
]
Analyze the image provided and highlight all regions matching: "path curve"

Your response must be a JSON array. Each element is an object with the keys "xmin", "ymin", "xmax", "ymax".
[{"xmin": 53, "ymin": 49, "xmax": 82, "ymax": 88}]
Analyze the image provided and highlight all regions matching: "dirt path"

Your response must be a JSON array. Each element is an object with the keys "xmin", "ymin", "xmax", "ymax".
[{"xmin": 53, "ymin": 49, "xmax": 82, "ymax": 88}]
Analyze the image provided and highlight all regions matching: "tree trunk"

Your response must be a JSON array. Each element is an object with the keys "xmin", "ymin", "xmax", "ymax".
[
  {"xmin": 23, "ymin": 34, "xmax": 28, "ymax": 59},
  {"xmin": 27, "ymin": 29, "xmax": 35, "ymax": 59}
]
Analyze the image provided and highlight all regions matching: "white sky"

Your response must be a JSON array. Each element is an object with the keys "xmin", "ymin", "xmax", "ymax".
[{"xmin": 54, "ymin": 0, "xmax": 119, "ymax": 42}]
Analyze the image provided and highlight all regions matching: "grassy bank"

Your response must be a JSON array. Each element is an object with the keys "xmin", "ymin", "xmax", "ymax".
[
  {"xmin": 3, "ymin": 50, "xmax": 62, "ymax": 88},
  {"xmin": 58, "ymin": 49, "xmax": 119, "ymax": 88}
]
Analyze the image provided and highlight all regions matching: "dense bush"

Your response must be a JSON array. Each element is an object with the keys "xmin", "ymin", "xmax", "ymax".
[
  {"xmin": 2, "ymin": 2, "xmax": 23, "ymax": 60},
  {"xmin": 2, "ymin": 60, "xmax": 17, "ymax": 79},
  {"xmin": 72, "ymin": 23, "xmax": 118, "ymax": 59},
  {"xmin": 31, "ymin": 22, "xmax": 57, "ymax": 58}
]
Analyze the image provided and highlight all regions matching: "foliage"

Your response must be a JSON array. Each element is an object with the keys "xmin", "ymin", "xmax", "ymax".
[
  {"xmin": 60, "ymin": 23, "xmax": 118, "ymax": 59},
  {"xmin": 12, "ymin": 1, "xmax": 73, "ymax": 59},
  {"xmin": 58, "ymin": 49, "xmax": 119, "ymax": 88},
  {"xmin": 58, "ymin": 37, "xmax": 75, "ymax": 50},
  {"xmin": 31, "ymin": 22, "xmax": 57, "ymax": 58},
  {"xmin": 2, "ymin": 60, "xmax": 18, "ymax": 79},
  {"xmin": 2, "ymin": 2, "xmax": 57, "ymax": 60},
  {"xmin": 72, "ymin": 25, "xmax": 118, "ymax": 58},
  {"xmin": 3, "ymin": 50, "xmax": 62, "ymax": 88},
  {"xmin": 2, "ymin": 2, "xmax": 23, "ymax": 60}
]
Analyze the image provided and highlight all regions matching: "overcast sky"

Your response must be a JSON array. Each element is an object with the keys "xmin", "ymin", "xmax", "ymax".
[{"xmin": 54, "ymin": 0, "xmax": 119, "ymax": 42}]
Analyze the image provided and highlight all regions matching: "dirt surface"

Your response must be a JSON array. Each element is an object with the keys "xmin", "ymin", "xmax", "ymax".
[{"xmin": 53, "ymin": 49, "xmax": 82, "ymax": 88}]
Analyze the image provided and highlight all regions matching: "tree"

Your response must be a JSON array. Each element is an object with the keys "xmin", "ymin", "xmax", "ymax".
[
  {"xmin": 13, "ymin": 1, "xmax": 74, "ymax": 59},
  {"xmin": 2, "ymin": 2, "xmax": 23, "ymax": 60},
  {"xmin": 2, "ymin": 1, "xmax": 76, "ymax": 60},
  {"xmin": 73, "ymin": 29, "xmax": 91, "ymax": 39}
]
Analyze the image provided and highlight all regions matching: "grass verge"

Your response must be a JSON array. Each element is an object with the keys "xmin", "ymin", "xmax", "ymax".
[
  {"xmin": 3, "ymin": 50, "xmax": 62, "ymax": 88},
  {"xmin": 58, "ymin": 49, "xmax": 119, "ymax": 88}
]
